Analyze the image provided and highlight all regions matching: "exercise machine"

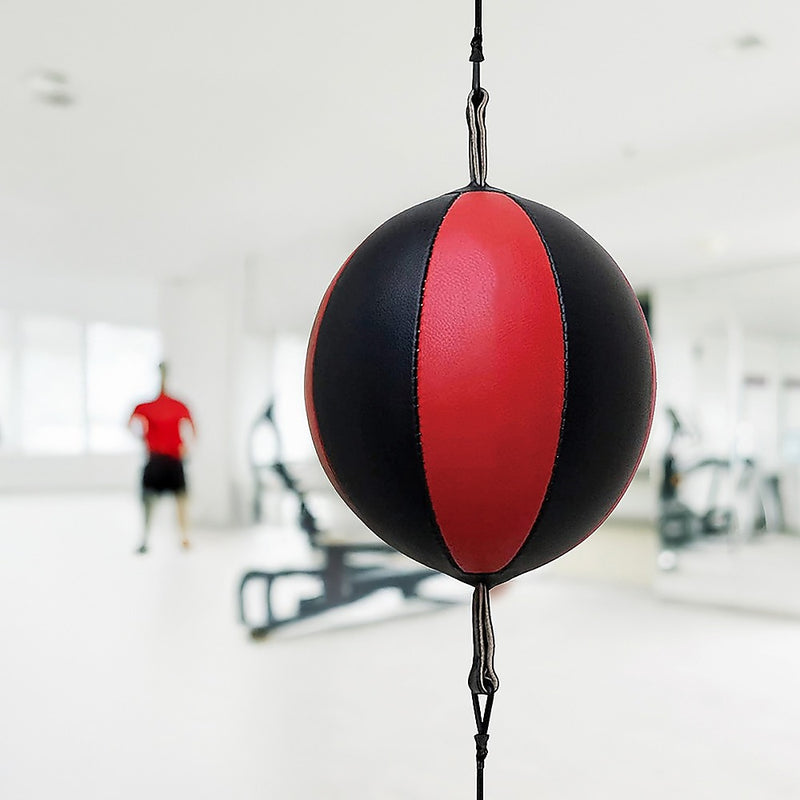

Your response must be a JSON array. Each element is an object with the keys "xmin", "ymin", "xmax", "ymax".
[
  {"xmin": 658, "ymin": 407, "xmax": 784, "ymax": 552},
  {"xmin": 240, "ymin": 401, "xmax": 442, "ymax": 637},
  {"xmin": 249, "ymin": 401, "xmax": 320, "ymax": 538}
]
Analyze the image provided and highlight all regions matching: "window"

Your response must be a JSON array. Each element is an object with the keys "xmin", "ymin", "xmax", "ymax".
[
  {"xmin": 0, "ymin": 311, "xmax": 162, "ymax": 455},
  {"xmin": 0, "ymin": 312, "xmax": 12, "ymax": 451},
  {"xmin": 273, "ymin": 334, "xmax": 314, "ymax": 462},
  {"xmin": 86, "ymin": 323, "xmax": 161, "ymax": 452},
  {"xmin": 19, "ymin": 316, "xmax": 85, "ymax": 454}
]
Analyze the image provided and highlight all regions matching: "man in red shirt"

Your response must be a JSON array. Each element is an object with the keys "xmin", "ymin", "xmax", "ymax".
[{"xmin": 129, "ymin": 362, "xmax": 196, "ymax": 553}]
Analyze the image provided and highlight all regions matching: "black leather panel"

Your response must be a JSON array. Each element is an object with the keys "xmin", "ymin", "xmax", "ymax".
[
  {"xmin": 489, "ymin": 195, "xmax": 655, "ymax": 586},
  {"xmin": 310, "ymin": 191, "xmax": 465, "ymax": 580}
]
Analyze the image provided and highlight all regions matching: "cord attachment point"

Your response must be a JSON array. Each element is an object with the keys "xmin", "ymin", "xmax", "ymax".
[
  {"xmin": 466, "ymin": 88, "xmax": 489, "ymax": 188},
  {"xmin": 468, "ymin": 583, "xmax": 498, "ymax": 693}
]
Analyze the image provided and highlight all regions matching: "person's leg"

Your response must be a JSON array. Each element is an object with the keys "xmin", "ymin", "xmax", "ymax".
[
  {"xmin": 137, "ymin": 491, "xmax": 156, "ymax": 553},
  {"xmin": 176, "ymin": 492, "xmax": 190, "ymax": 549}
]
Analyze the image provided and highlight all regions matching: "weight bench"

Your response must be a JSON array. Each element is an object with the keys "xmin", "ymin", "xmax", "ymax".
[
  {"xmin": 240, "ymin": 401, "xmax": 442, "ymax": 637},
  {"xmin": 239, "ymin": 541, "xmax": 438, "ymax": 637}
]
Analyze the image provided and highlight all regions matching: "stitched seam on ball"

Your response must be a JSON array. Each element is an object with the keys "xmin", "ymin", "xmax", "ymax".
[
  {"xmin": 412, "ymin": 190, "xmax": 464, "ymax": 576},
  {"xmin": 509, "ymin": 195, "xmax": 569, "ymax": 551}
]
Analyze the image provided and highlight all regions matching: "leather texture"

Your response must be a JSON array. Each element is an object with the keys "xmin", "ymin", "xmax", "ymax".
[
  {"xmin": 417, "ymin": 191, "xmax": 564, "ymax": 574},
  {"xmin": 489, "ymin": 194, "xmax": 656, "ymax": 585},
  {"xmin": 308, "ymin": 191, "xmax": 462, "ymax": 579},
  {"xmin": 306, "ymin": 187, "xmax": 655, "ymax": 586}
]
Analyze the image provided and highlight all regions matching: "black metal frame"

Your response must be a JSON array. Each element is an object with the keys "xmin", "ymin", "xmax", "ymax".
[
  {"xmin": 658, "ymin": 407, "xmax": 783, "ymax": 549},
  {"xmin": 240, "ymin": 401, "xmax": 441, "ymax": 637},
  {"xmin": 239, "ymin": 543, "xmax": 438, "ymax": 637}
]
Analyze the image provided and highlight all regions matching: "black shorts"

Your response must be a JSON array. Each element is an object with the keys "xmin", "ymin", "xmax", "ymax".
[{"xmin": 142, "ymin": 453, "xmax": 187, "ymax": 496}]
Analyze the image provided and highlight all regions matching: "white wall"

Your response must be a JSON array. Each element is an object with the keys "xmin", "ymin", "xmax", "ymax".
[
  {"xmin": 0, "ymin": 260, "xmax": 284, "ymax": 507},
  {"xmin": 0, "ymin": 268, "xmax": 160, "ymax": 493},
  {"xmin": 160, "ymin": 265, "xmax": 274, "ymax": 526},
  {"xmin": 651, "ymin": 274, "xmax": 800, "ymax": 531},
  {"xmin": 1, "ymin": 266, "xmax": 159, "ymax": 327}
]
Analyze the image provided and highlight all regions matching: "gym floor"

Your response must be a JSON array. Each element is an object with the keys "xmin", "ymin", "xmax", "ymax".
[{"xmin": 1, "ymin": 494, "xmax": 798, "ymax": 799}]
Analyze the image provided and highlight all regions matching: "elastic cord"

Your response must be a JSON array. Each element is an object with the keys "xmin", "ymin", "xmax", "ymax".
[
  {"xmin": 466, "ymin": 0, "xmax": 488, "ymax": 185},
  {"xmin": 468, "ymin": 584, "xmax": 499, "ymax": 799},
  {"xmin": 470, "ymin": 0, "xmax": 484, "ymax": 91}
]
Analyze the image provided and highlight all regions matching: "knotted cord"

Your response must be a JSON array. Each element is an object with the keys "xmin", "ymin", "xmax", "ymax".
[
  {"xmin": 466, "ymin": 0, "xmax": 489, "ymax": 186},
  {"xmin": 468, "ymin": 583, "xmax": 499, "ymax": 800}
]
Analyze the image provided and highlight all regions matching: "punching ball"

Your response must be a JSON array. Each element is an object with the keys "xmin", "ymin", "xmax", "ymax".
[
  {"xmin": 306, "ymin": 187, "xmax": 655, "ymax": 588},
  {"xmin": 303, "ymin": 2, "xmax": 655, "ymax": 796}
]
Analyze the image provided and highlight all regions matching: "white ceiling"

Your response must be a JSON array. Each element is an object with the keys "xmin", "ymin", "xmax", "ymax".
[{"xmin": 2, "ymin": 0, "xmax": 800, "ymax": 331}]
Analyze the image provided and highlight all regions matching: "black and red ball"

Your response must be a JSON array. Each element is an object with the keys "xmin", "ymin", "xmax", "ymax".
[{"xmin": 305, "ymin": 186, "xmax": 655, "ymax": 587}]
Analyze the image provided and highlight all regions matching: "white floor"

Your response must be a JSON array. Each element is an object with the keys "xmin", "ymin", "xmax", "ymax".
[
  {"xmin": 655, "ymin": 533, "xmax": 800, "ymax": 618},
  {"xmin": 1, "ymin": 494, "xmax": 799, "ymax": 799}
]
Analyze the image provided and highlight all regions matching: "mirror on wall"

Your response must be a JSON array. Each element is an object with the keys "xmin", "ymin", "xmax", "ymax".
[{"xmin": 651, "ymin": 262, "xmax": 800, "ymax": 616}]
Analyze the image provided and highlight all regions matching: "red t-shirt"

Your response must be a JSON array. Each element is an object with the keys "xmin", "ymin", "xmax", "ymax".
[{"xmin": 131, "ymin": 393, "xmax": 194, "ymax": 459}]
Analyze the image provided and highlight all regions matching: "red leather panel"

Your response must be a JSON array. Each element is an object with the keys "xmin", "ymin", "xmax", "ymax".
[{"xmin": 417, "ymin": 191, "xmax": 566, "ymax": 573}]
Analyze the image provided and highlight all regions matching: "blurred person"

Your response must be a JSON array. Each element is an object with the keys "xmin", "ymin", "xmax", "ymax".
[{"xmin": 129, "ymin": 362, "xmax": 196, "ymax": 553}]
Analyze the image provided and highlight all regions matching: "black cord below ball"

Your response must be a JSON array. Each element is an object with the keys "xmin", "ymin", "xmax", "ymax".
[
  {"xmin": 472, "ymin": 691, "xmax": 494, "ymax": 800},
  {"xmin": 469, "ymin": 584, "xmax": 499, "ymax": 799}
]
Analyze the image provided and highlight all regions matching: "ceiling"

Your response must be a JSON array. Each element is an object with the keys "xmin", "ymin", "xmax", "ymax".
[{"xmin": 2, "ymin": 0, "xmax": 800, "ymax": 331}]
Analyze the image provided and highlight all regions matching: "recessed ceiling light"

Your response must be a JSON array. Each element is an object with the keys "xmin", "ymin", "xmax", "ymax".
[
  {"xmin": 733, "ymin": 33, "xmax": 766, "ymax": 51},
  {"xmin": 26, "ymin": 69, "xmax": 75, "ymax": 106},
  {"xmin": 714, "ymin": 33, "xmax": 767, "ymax": 58}
]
